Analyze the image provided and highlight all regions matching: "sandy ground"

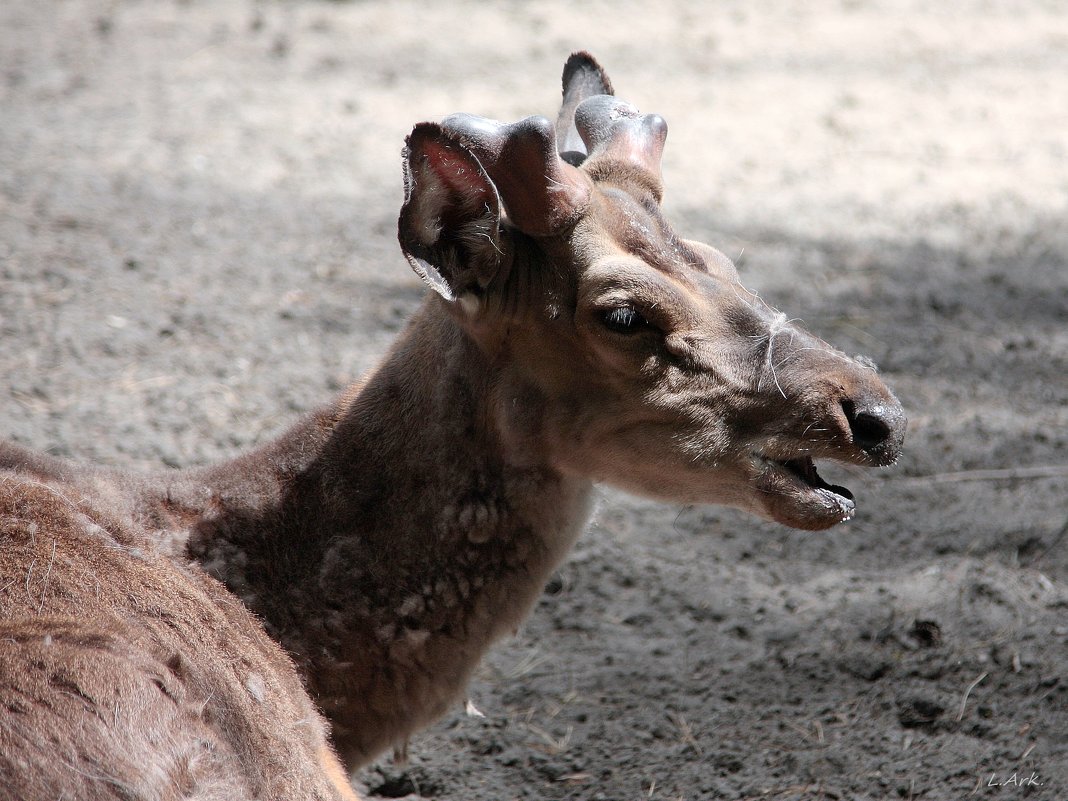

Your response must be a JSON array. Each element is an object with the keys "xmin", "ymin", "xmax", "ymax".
[{"xmin": 2, "ymin": 1, "xmax": 1067, "ymax": 799}]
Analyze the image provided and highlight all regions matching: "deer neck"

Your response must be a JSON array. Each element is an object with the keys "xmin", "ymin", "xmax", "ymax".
[{"xmin": 174, "ymin": 298, "xmax": 593, "ymax": 761}]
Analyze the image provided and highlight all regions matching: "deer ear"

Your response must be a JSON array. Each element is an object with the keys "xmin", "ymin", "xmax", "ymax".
[
  {"xmin": 398, "ymin": 123, "xmax": 503, "ymax": 302},
  {"xmin": 557, "ymin": 51, "xmax": 614, "ymax": 166}
]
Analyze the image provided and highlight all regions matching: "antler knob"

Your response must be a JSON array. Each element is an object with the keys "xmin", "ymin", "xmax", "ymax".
[
  {"xmin": 574, "ymin": 96, "xmax": 668, "ymax": 200},
  {"xmin": 441, "ymin": 113, "xmax": 591, "ymax": 237}
]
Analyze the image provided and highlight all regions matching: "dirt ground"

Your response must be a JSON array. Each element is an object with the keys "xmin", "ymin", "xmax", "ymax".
[{"xmin": 2, "ymin": 1, "xmax": 1066, "ymax": 799}]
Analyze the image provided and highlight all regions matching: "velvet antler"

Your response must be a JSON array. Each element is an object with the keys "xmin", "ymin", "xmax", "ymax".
[
  {"xmin": 441, "ymin": 113, "xmax": 591, "ymax": 237},
  {"xmin": 574, "ymin": 95, "xmax": 669, "ymax": 201}
]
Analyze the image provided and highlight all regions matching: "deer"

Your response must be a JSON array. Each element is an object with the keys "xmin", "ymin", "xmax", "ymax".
[{"xmin": 0, "ymin": 53, "xmax": 905, "ymax": 799}]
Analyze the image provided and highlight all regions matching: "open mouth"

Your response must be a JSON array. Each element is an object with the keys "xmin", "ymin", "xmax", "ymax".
[
  {"xmin": 782, "ymin": 455, "xmax": 854, "ymax": 508},
  {"xmin": 755, "ymin": 453, "xmax": 856, "ymax": 527}
]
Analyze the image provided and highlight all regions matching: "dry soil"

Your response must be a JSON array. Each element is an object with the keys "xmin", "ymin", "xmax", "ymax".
[{"xmin": 1, "ymin": 2, "xmax": 1066, "ymax": 799}]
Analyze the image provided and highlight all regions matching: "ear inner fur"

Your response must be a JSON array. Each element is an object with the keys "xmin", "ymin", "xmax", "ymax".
[{"xmin": 398, "ymin": 123, "xmax": 503, "ymax": 300}]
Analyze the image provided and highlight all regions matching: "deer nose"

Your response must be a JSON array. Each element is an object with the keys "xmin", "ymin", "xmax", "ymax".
[{"xmin": 841, "ymin": 397, "xmax": 906, "ymax": 465}]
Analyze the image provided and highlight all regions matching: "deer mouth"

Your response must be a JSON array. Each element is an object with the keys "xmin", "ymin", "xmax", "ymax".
[{"xmin": 753, "ymin": 453, "xmax": 856, "ymax": 530}]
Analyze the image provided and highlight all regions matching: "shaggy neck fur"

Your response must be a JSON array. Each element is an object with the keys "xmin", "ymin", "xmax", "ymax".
[{"xmin": 155, "ymin": 299, "xmax": 593, "ymax": 768}]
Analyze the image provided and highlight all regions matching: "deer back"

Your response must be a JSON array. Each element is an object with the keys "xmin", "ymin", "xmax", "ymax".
[{"xmin": 0, "ymin": 461, "xmax": 356, "ymax": 801}]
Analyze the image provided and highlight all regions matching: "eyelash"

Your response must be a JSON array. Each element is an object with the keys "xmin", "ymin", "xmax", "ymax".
[{"xmin": 601, "ymin": 306, "xmax": 652, "ymax": 334}]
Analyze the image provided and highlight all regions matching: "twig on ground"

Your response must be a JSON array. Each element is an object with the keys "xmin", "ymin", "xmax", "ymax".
[
  {"xmin": 956, "ymin": 671, "xmax": 988, "ymax": 721},
  {"xmin": 892, "ymin": 465, "xmax": 1068, "ymax": 485}
]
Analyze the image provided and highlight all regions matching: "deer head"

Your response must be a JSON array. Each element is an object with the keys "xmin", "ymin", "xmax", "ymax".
[{"xmin": 398, "ymin": 52, "xmax": 905, "ymax": 531}]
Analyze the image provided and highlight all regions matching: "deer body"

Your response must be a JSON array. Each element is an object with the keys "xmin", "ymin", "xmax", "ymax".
[
  {"xmin": 2, "ymin": 298, "xmax": 593, "ymax": 777},
  {"xmin": 0, "ymin": 54, "xmax": 905, "ymax": 798},
  {"xmin": 0, "ymin": 449, "xmax": 359, "ymax": 801}
]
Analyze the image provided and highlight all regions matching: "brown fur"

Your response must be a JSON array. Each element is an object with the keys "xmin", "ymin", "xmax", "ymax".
[
  {"xmin": 0, "ymin": 52, "xmax": 905, "ymax": 795},
  {"xmin": 0, "ymin": 467, "xmax": 357, "ymax": 800}
]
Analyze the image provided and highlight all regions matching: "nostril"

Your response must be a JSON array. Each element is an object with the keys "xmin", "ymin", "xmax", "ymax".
[
  {"xmin": 841, "ymin": 399, "xmax": 893, "ymax": 452},
  {"xmin": 853, "ymin": 412, "xmax": 892, "ymax": 450}
]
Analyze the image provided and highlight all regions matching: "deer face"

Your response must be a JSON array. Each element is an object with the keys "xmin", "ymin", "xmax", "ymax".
[{"xmin": 399, "ymin": 54, "xmax": 905, "ymax": 531}]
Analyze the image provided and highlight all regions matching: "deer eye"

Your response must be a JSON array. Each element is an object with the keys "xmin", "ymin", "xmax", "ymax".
[{"xmin": 601, "ymin": 306, "xmax": 652, "ymax": 334}]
